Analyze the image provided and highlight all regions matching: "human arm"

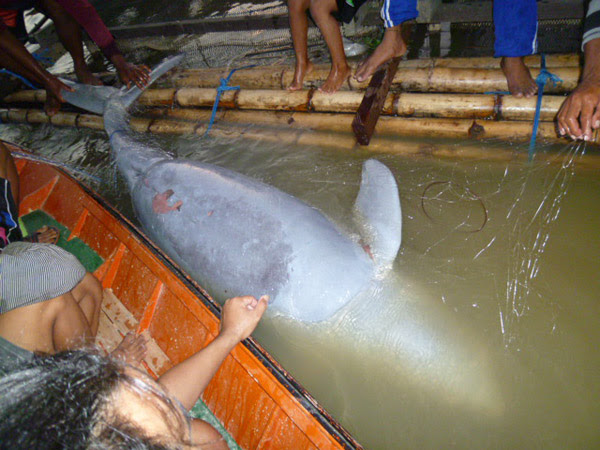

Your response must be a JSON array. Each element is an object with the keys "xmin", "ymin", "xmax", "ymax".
[
  {"xmin": 557, "ymin": 38, "xmax": 600, "ymax": 140},
  {"xmin": 158, "ymin": 295, "xmax": 268, "ymax": 411},
  {"xmin": 55, "ymin": 0, "xmax": 150, "ymax": 88},
  {"xmin": 557, "ymin": 0, "xmax": 600, "ymax": 140},
  {"xmin": 0, "ymin": 27, "xmax": 72, "ymax": 101}
]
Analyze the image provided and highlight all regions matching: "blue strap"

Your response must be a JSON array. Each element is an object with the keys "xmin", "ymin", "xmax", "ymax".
[
  {"xmin": 32, "ymin": 49, "xmax": 54, "ymax": 66},
  {"xmin": 0, "ymin": 69, "xmax": 39, "ymax": 90},
  {"xmin": 204, "ymin": 65, "xmax": 256, "ymax": 136},
  {"xmin": 528, "ymin": 54, "xmax": 563, "ymax": 161}
]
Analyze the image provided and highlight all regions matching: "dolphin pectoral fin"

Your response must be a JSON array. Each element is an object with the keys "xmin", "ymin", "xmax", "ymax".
[{"xmin": 353, "ymin": 159, "xmax": 402, "ymax": 267}]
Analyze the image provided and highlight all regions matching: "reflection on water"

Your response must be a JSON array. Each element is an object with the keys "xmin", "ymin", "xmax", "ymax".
[{"xmin": 1, "ymin": 122, "xmax": 599, "ymax": 449}]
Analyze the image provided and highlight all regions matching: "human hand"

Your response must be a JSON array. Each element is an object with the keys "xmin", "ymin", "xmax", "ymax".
[
  {"xmin": 557, "ymin": 79, "xmax": 600, "ymax": 141},
  {"xmin": 111, "ymin": 54, "xmax": 151, "ymax": 89},
  {"xmin": 44, "ymin": 75, "xmax": 74, "ymax": 103},
  {"xmin": 219, "ymin": 295, "xmax": 269, "ymax": 343}
]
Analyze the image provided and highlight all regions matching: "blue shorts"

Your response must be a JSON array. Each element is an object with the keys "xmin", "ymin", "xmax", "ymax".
[
  {"xmin": 494, "ymin": 0, "xmax": 538, "ymax": 57},
  {"xmin": 380, "ymin": 0, "xmax": 418, "ymax": 28}
]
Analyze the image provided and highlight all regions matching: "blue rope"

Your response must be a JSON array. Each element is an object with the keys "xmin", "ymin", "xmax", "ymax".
[
  {"xmin": 528, "ymin": 54, "xmax": 563, "ymax": 161},
  {"xmin": 204, "ymin": 64, "xmax": 256, "ymax": 136},
  {"xmin": 0, "ymin": 69, "xmax": 39, "ymax": 90},
  {"xmin": 32, "ymin": 49, "xmax": 54, "ymax": 66}
]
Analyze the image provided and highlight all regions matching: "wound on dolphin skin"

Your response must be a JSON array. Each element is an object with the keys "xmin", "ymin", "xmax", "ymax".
[
  {"xmin": 360, "ymin": 240, "xmax": 374, "ymax": 260},
  {"xmin": 152, "ymin": 189, "xmax": 183, "ymax": 214}
]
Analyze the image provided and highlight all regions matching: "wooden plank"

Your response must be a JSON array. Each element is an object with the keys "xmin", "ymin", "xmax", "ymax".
[
  {"xmin": 352, "ymin": 58, "xmax": 400, "ymax": 146},
  {"xmin": 95, "ymin": 289, "xmax": 171, "ymax": 375}
]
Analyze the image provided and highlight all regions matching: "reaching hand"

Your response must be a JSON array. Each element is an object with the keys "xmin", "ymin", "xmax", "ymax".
[
  {"xmin": 43, "ymin": 75, "xmax": 75, "ymax": 116},
  {"xmin": 44, "ymin": 75, "xmax": 74, "ymax": 103},
  {"xmin": 557, "ymin": 79, "xmax": 600, "ymax": 141},
  {"xmin": 219, "ymin": 295, "xmax": 269, "ymax": 343},
  {"xmin": 111, "ymin": 54, "xmax": 151, "ymax": 89}
]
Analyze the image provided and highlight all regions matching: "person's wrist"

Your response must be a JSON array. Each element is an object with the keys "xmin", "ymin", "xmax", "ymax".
[{"xmin": 216, "ymin": 328, "xmax": 243, "ymax": 348}]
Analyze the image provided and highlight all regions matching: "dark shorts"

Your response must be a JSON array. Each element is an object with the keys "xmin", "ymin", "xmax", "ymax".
[
  {"xmin": 0, "ymin": 336, "xmax": 33, "ymax": 376},
  {"xmin": 0, "ymin": 177, "xmax": 23, "ymax": 249},
  {"xmin": 333, "ymin": 0, "xmax": 369, "ymax": 24}
]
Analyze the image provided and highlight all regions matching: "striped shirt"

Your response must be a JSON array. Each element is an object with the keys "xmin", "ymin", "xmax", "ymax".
[
  {"xmin": 583, "ymin": 0, "xmax": 600, "ymax": 49},
  {"xmin": 0, "ymin": 242, "xmax": 86, "ymax": 313}
]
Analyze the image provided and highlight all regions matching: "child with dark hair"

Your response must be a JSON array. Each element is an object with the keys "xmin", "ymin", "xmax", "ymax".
[
  {"xmin": 0, "ymin": 295, "xmax": 268, "ymax": 450},
  {"xmin": 287, "ymin": 0, "xmax": 369, "ymax": 93}
]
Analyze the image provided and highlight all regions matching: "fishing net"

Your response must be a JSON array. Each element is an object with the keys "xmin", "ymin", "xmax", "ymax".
[{"xmin": 1, "ymin": 1, "xmax": 599, "ymax": 449}]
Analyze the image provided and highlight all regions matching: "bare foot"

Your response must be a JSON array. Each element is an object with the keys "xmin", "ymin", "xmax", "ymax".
[
  {"xmin": 500, "ymin": 56, "xmax": 538, "ymax": 98},
  {"xmin": 111, "ymin": 332, "xmax": 147, "ymax": 367},
  {"xmin": 74, "ymin": 62, "xmax": 104, "ymax": 86},
  {"xmin": 24, "ymin": 225, "xmax": 60, "ymax": 244},
  {"xmin": 355, "ymin": 25, "xmax": 407, "ymax": 83},
  {"xmin": 288, "ymin": 59, "xmax": 314, "ymax": 91},
  {"xmin": 319, "ymin": 63, "xmax": 350, "ymax": 93},
  {"xmin": 44, "ymin": 93, "xmax": 62, "ymax": 116}
]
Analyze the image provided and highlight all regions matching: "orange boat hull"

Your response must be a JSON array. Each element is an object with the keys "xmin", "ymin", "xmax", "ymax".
[{"xmin": 7, "ymin": 140, "xmax": 362, "ymax": 450}]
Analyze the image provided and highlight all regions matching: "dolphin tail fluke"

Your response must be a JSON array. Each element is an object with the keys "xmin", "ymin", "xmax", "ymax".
[
  {"xmin": 119, "ymin": 54, "xmax": 186, "ymax": 109},
  {"xmin": 354, "ymin": 159, "xmax": 402, "ymax": 268},
  {"xmin": 60, "ymin": 54, "xmax": 186, "ymax": 114},
  {"xmin": 60, "ymin": 82, "xmax": 118, "ymax": 115}
]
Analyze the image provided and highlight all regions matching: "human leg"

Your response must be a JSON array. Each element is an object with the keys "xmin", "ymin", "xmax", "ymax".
[
  {"xmin": 354, "ymin": 0, "xmax": 417, "ymax": 82},
  {"xmin": 36, "ymin": 0, "xmax": 102, "ymax": 85},
  {"xmin": 287, "ymin": 0, "xmax": 314, "ymax": 91},
  {"xmin": 310, "ymin": 0, "xmax": 350, "ymax": 93},
  {"xmin": 0, "ymin": 141, "xmax": 59, "ymax": 244},
  {"xmin": 494, "ymin": 0, "xmax": 538, "ymax": 97}
]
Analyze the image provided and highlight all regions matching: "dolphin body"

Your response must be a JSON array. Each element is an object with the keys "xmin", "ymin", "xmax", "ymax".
[{"xmin": 62, "ymin": 56, "xmax": 402, "ymax": 322}]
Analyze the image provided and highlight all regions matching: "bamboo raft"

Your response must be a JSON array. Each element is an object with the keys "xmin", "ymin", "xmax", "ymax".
[
  {"xmin": 0, "ymin": 53, "xmax": 595, "ymax": 154},
  {"xmin": 6, "ymin": 140, "xmax": 363, "ymax": 450}
]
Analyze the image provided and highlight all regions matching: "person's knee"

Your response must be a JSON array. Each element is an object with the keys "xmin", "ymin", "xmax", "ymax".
[
  {"xmin": 288, "ymin": 0, "xmax": 308, "ymax": 15},
  {"xmin": 190, "ymin": 419, "xmax": 228, "ymax": 449},
  {"xmin": 309, "ymin": 0, "xmax": 336, "ymax": 19}
]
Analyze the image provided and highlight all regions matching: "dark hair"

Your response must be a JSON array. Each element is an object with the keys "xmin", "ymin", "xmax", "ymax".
[{"xmin": 0, "ymin": 350, "xmax": 190, "ymax": 449}]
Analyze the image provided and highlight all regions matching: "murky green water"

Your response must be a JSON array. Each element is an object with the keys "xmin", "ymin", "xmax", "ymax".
[{"xmin": 2, "ymin": 120, "xmax": 599, "ymax": 449}]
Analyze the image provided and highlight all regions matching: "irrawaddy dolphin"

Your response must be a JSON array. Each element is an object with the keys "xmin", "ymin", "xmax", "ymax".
[{"xmin": 61, "ymin": 55, "xmax": 402, "ymax": 322}]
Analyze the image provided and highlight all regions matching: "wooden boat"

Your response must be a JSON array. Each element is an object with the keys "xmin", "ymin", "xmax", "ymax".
[{"xmin": 5, "ymin": 139, "xmax": 363, "ymax": 450}]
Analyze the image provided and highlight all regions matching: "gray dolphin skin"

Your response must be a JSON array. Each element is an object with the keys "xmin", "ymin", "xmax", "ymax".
[{"xmin": 62, "ymin": 55, "xmax": 402, "ymax": 322}]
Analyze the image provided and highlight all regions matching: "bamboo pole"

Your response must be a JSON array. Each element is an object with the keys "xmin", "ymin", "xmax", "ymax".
[
  {"xmin": 175, "ymin": 54, "xmax": 580, "ymax": 79},
  {"xmin": 139, "ymin": 88, "xmax": 565, "ymax": 121},
  {"xmin": 0, "ymin": 106, "xmax": 565, "ymax": 142},
  {"xmin": 172, "ymin": 65, "xmax": 579, "ymax": 93},
  {"xmin": 0, "ymin": 108, "xmax": 104, "ymax": 129},
  {"xmin": 2, "ymin": 107, "xmax": 598, "ymax": 168},
  {"xmin": 142, "ymin": 107, "xmax": 562, "ymax": 141},
  {"xmin": 2, "ymin": 88, "xmax": 569, "ymax": 122},
  {"xmin": 394, "ymin": 53, "xmax": 580, "ymax": 69}
]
